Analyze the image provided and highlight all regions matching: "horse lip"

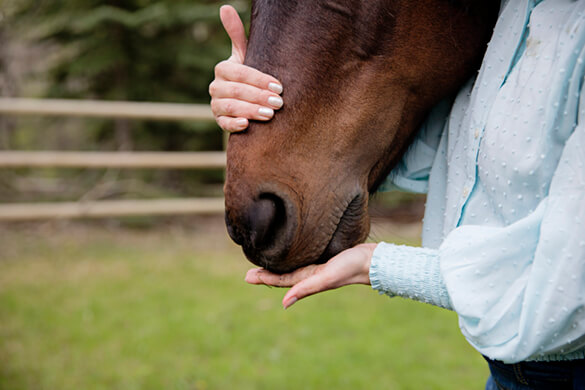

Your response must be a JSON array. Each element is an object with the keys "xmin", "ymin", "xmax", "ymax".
[{"xmin": 317, "ymin": 193, "xmax": 367, "ymax": 263}]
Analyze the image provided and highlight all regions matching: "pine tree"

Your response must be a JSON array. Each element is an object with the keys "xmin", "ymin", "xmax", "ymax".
[{"xmin": 4, "ymin": 0, "xmax": 250, "ymax": 200}]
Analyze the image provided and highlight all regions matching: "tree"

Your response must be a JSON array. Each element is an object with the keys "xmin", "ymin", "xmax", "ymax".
[{"xmin": 1, "ymin": 0, "xmax": 250, "ymax": 201}]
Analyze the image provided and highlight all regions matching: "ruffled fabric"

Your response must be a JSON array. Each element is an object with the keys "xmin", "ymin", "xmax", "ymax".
[{"xmin": 370, "ymin": 243, "xmax": 451, "ymax": 310}]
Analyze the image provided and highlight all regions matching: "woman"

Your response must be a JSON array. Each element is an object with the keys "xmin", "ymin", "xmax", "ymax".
[{"xmin": 209, "ymin": 2, "xmax": 585, "ymax": 388}]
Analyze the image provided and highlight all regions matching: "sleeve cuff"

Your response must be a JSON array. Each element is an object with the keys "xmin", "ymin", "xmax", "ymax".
[{"xmin": 369, "ymin": 242, "xmax": 452, "ymax": 310}]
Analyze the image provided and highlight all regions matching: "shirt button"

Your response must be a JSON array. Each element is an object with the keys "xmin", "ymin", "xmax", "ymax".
[
  {"xmin": 462, "ymin": 186, "xmax": 470, "ymax": 198},
  {"xmin": 474, "ymin": 128, "xmax": 480, "ymax": 139}
]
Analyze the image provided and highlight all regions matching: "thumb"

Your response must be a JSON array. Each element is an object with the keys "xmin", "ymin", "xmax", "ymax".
[{"xmin": 220, "ymin": 5, "xmax": 247, "ymax": 63}]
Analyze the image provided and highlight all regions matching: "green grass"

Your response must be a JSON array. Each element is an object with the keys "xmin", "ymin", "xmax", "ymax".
[{"xmin": 0, "ymin": 221, "xmax": 488, "ymax": 389}]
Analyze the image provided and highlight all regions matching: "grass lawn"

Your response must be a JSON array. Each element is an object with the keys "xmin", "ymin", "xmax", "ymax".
[{"xmin": 0, "ymin": 218, "xmax": 488, "ymax": 389}]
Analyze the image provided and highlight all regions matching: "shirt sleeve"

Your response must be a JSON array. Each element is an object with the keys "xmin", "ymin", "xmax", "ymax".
[{"xmin": 370, "ymin": 99, "xmax": 585, "ymax": 364}]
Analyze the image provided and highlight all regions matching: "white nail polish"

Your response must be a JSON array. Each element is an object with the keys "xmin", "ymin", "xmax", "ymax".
[
  {"xmin": 258, "ymin": 107, "xmax": 274, "ymax": 117},
  {"xmin": 268, "ymin": 96, "xmax": 283, "ymax": 108},
  {"xmin": 268, "ymin": 82, "xmax": 283, "ymax": 94},
  {"xmin": 235, "ymin": 118, "xmax": 248, "ymax": 128}
]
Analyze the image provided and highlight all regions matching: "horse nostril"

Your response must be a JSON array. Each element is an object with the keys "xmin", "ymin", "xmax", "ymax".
[
  {"xmin": 248, "ymin": 193, "xmax": 286, "ymax": 249},
  {"xmin": 225, "ymin": 189, "xmax": 294, "ymax": 268}
]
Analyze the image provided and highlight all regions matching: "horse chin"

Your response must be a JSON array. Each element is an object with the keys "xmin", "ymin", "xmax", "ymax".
[
  {"xmin": 241, "ymin": 243, "xmax": 292, "ymax": 274},
  {"xmin": 317, "ymin": 194, "xmax": 370, "ymax": 263}
]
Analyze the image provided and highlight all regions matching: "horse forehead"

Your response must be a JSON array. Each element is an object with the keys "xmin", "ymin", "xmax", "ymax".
[
  {"xmin": 251, "ymin": 0, "xmax": 395, "ymax": 25},
  {"xmin": 249, "ymin": 0, "xmax": 398, "ymax": 59}
]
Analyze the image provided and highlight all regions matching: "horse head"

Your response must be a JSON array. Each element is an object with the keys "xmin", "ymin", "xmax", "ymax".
[{"xmin": 224, "ymin": 0, "xmax": 498, "ymax": 273}]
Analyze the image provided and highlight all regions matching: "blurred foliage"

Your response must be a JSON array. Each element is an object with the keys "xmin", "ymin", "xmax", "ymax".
[
  {"xmin": 0, "ymin": 0, "xmax": 250, "ymax": 201},
  {"xmin": 3, "ymin": 0, "xmax": 249, "ymax": 145},
  {"xmin": 16, "ymin": 2, "xmax": 227, "ymax": 101}
]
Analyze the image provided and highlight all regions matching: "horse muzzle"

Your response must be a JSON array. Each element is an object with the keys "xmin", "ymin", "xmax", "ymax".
[
  {"xmin": 224, "ymin": 179, "xmax": 369, "ymax": 274},
  {"xmin": 224, "ymin": 184, "xmax": 299, "ymax": 273}
]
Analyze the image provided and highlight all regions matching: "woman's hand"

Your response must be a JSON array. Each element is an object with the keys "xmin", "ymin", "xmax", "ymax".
[
  {"xmin": 209, "ymin": 5, "xmax": 284, "ymax": 132},
  {"xmin": 245, "ymin": 243, "xmax": 377, "ymax": 309}
]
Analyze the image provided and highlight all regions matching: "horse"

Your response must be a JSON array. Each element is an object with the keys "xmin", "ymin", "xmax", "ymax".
[{"xmin": 224, "ymin": 0, "xmax": 499, "ymax": 274}]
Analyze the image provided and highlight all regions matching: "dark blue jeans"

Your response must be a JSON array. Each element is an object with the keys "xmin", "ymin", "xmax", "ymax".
[{"xmin": 484, "ymin": 356, "xmax": 585, "ymax": 390}]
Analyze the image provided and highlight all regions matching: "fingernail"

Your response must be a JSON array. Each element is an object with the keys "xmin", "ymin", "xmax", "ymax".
[
  {"xmin": 284, "ymin": 297, "xmax": 297, "ymax": 309},
  {"xmin": 268, "ymin": 82, "xmax": 283, "ymax": 94},
  {"xmin": 258, "ymin": 107, "xmax": 274, "ymax": 118},
  {"xmin": 267, "ymin": 96, "xmax": 283, "ymax": 108},
  {"xmin": 235, "ymin": 118, "xmax": 248, "ymax": 128}
]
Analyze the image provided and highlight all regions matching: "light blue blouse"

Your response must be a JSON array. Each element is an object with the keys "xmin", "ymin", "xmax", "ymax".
[{"xmin": 370, "ymin": 0, "xmax": 585, "ymax": 363}]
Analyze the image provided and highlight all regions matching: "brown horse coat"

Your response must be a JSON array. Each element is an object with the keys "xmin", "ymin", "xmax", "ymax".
[{"xmin": 224, "ymin": 0, "xmax": 499, "ymax": 273}]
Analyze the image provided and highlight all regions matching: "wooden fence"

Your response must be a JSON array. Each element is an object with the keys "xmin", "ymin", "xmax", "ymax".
[
  {"xmin": 0, "ymin": 97, "xmax": 215, "ymax": 121},
  {"xmin": 0, "ymin": 97, "xmax": 226, "ymax": 221}
]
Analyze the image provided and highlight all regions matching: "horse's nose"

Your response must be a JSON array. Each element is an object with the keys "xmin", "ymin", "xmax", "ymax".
[{"xmin": 225, "ymin": 192, "xmax": 293, "ymax": 260}]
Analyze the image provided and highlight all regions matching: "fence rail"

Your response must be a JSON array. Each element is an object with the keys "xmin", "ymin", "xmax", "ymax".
[
  {"xmin": 0, "ymin": 97, "xmax": 215, "ymax": 121},
  {"xmin": 0, "ymin": 97, "xmax": 225, "ymax": 220},
  {"xmin": 0, "ymin": 151, "xmax": 226, "ymax": 169},
  {"xmin": 0, "ymin": 198, "xmax": 225, "ymax": 221}
]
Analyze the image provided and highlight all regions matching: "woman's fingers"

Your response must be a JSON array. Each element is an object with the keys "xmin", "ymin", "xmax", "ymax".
[
  {"xmin": 211, "ymin": 62, "xmax": 284, "ymax": 132},
  {"xmin": 209, "ymin": 80, "xmax": 283, "ymax": 109},
  {"xmin": 216, "ymin": 116, "xmax": 248, "ymax": 132},
  {"xmin": 211, "ymin": 7, "xmax": 284, "ymax": 133},
  {"xmin": 210, "ymin": 66, "xmax": 283, "ymax": 132},
  {"xmin": 282, "ymin": 271, "xmax": 338, "ymax": 309},
  {"xmin": 214, "ymin": 61, "xmax": 282, "ymax": 93},
  {"xmin": 217, "ymin": 6, "xmax": 283, "ymax": 93},
  {"xmin": 245, "ymin": 265, "xmax": 322, "ymax": 287},
  {"xmin": 245, "ymin": 265, "xmax": 338, "ymax": 309},
  {"xmin": 212, "ymin": 98, "xmax": 276, "ymax": 123},
  {"xmin": 220, "ymin": 5, "xmax": 247, "ymax": 63}
]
